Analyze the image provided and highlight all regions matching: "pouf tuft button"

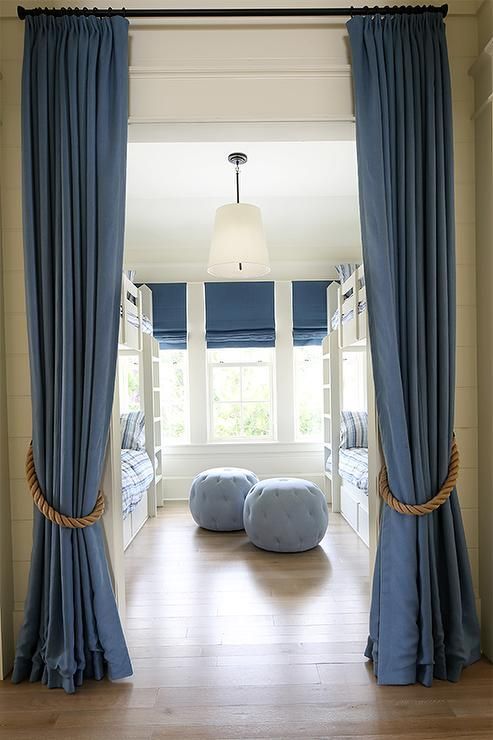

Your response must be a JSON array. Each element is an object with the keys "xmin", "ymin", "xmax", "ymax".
[
  {"xmin": 189, "ymin": 467, "xmax": 258, "ymax": 532},
  {"xmin": 243, "ymin": 477, "xmax": 328, "ymax": 552}
]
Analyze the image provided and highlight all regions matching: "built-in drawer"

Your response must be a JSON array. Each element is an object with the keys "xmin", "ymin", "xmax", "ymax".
[
  {"xmin": 131, "ymin": 494, "xmax": 148, "ymax": 537},
  {"xmin": 358, "ymin": 504, "xmax": 370, "ymax": 546},
  {"xmin": 123, "ymin": 513, "xmax": 132, "ymax": 550},
  {"xmin": 340, "ymin": 485, "xmax": 359, "ymax": 532}
]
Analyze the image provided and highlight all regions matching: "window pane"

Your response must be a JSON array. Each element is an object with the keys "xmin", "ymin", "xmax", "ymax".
[
  {"xmin": 208, "ymin": 347, "xmax": 272, "ymax": 364},
  {"xmin": 160, "ymin": 349, "xmax": 187, "ymax": 443},
  {"xmin": 242, "ymin": 365, "xmax": 270, "ymax": 402},
  {"xmin": 213, "ymin": 403, "xmax": 241, "ymax": 438},
  {"xmin": 212, "ymin": 366, "xmax": 240, "ymax": 402},
  {"xmin": 163, "ymin": 403, "xmax": 186, "ymax": 442},
  {"xmin": 160, "ymin": 350, "xmax": 185, "ymax": 404},
  {"xmin": 295, "ymin": 345, "xmax": 323, "ymax": 440},
  {"xmin": 208, "ymin": 347, "xmax": 273, "ymax": 441},
  {"xmin": 242, "ymin": 403, "xmax": 271, "ymax": 437}
]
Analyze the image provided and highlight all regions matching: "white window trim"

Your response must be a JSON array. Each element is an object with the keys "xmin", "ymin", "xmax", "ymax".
[
  {"xmin": 176, "ymin": 280, "xmax": 331, "ymax": 448},
  {"xmin": 274, "ymin": 281, "xmax": 295, "ymax": 442},
  {"xmin": 207, "ymin": 355, "xmax": 275, "ymax": 443}
]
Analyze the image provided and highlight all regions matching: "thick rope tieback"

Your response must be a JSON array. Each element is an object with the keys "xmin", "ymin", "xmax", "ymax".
[
  {"xmin": 26, "ymin": 444, "xmax": 105, "ymax": 528},
  {"xmin": 379, "ymin": 437, "xmax": 459, "ymax": 516}
]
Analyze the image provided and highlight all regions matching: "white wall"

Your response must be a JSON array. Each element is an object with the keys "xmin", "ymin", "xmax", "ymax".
[
  {"xmin": 164, "ymin": 443, "xmax": 324, "ymax": 500},
  {"xmin": 0, "ymin": 1, "xmax": 29, "ymax": 656},
  {"xmin": 162, "ymin": 280, "xmax": 324, "ymax": 500},
  {"xmin": 0, "ymin": 0, "xmax": 484, "ymax": 658},
  {"xmin": 0, "ymin": 8, "xmax": 15, "ymax": 677},
  {"xmin": 471, "ymin": 0, "xmax": 493, "ymax": 662},
  {"xmin": 447, "ymin": 11, "xmax": 481, "ymax": 614}
]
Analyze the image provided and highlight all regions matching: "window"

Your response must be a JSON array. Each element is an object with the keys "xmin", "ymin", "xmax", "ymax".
[
  {"xmin": 119, "ymin": 355, "xmax": 140, "ymax": 413},
  {"xmin": 160, "ymin": 349, "xmax": 188, "ymax": 443},
  {"xmin": 208, "ymin": 348, "xmax": 274, "ymax": 441},
  {"xmin": 294, "ymin": 345, "xmax": 323, "ymax": 440}
]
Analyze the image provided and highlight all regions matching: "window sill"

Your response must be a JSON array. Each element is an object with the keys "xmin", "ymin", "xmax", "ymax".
[{"xmin": 164, "ymin": 440, "xmax": 323, "ymax": 455}]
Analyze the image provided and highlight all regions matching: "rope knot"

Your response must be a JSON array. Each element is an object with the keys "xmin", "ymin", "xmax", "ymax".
[
  {"xmin": 379, "ymin": 437, "xmax": 459, "ymax": 515},
  {"xmin": 26, "ymin": 444, "xmax": 105, "ymax": 528}
]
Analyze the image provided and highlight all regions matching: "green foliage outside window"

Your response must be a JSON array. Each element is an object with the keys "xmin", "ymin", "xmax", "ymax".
[
  {"xmin": 295, "ymin": 345, "xmax": 323, "ymax": 440},
  {"xmin": 160, "ymin": 350, "xmax": 187, "ymax": 443},
  {"xmin": 210, "ymin": 349, "xmax": 273, "ymax": 440}
]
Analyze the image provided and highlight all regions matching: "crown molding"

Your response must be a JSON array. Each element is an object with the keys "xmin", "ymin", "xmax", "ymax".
[
  {"xmin": 469, "ymin": 35, "xmax": 493, "ymax": 119},
  {"xmin": 126, "ymin": 260, "xmax": 346, "ymax": 282},
  {"xmin": 472, "ymin": 92, "xmax": 493, "ymax": 121},
  {"xmin": 129, "ymin": 58, "xmax": 351, "ymax": 79},
  {"xmin": 127, "ymin": 119, "xmax": 356, "ymax": 142},
  {"xmin": 468, "ymin": 37, "xmax": 493, "ymax": 78},
  {"xmin": 127, "ymin": 114, "xmax": 355, "ymax": 126}
]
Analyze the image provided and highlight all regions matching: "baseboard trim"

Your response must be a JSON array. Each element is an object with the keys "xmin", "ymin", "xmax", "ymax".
[{"xmin": 163, "ymin": 473, "xmax": 325, "ymax": 501}]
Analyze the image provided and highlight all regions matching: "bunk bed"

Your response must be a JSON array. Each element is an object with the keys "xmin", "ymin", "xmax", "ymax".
[
  {"xmin": 323, "ymin": 267, "xmax": 379, "ymax": 555},
  {"xmin": 117, "ymin": 276, "xmax": 164, "ymax": 550}
]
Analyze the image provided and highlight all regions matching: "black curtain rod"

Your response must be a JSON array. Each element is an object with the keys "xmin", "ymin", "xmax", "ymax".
[{"xmin": 17, "ymin": 5, "xmax": 448, "ymax": 21}]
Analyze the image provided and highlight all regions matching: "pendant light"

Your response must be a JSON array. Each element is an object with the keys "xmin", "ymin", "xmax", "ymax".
[{"xmin": 207, "ymin": 152, "xmax": 270, "ymax": 279}]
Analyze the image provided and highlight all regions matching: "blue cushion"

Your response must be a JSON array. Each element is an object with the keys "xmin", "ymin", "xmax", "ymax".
[
  {"xmin": 243, "ymin": 478, "xmax": 328, "ymax": 552},
  {"xmin": 189, "ymin": 467, "xmax": 258, "ymax": 532}
]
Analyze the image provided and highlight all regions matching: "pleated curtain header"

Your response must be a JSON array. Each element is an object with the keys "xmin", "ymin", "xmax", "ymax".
[
  {"xmin": 292, "ymin": 280, "xmax": 333, "ymax": 346},
  {"xmin": 205, "ymin": 281, "xmax": 275, "ymax": 348},
  {"xmin": 145, "ymin": 283, "xmax": 187, "ymax": 349}
]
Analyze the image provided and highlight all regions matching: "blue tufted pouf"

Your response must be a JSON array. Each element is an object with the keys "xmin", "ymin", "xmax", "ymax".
[
  {"xmin": 243, "ymin": 477, "xmax": 329, "ymax": 552},
  {"xmin": 189, "ymin": 467, "xmax": 258, "ymax": 532}
]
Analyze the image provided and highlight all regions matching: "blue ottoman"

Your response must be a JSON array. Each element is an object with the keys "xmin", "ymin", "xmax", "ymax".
[
  {"xmin": 244, "ymin": 478, "xmax": 328, "ymax": 552},
  {"xmin": 189, "ymin": 467, "xmax": 258, "ymax": 532}
]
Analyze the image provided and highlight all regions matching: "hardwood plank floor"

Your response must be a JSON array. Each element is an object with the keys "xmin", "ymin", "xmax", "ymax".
[{"xmin": 0, "ymin": 501, "xmax": 491, "ymax": 739}]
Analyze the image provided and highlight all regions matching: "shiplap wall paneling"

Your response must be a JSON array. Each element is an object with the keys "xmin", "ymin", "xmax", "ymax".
[
  {"xmin": 0, "ymin": 2, "xmax": 482, "ymax": 654},
  {"xmin": 470, "ymin": 0, "xmax": 493, "ymax": 660}
]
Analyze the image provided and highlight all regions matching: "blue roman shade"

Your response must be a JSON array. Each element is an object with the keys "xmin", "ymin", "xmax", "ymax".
[
  {"xmin": 205, "ymin": 282, "xmax": 275, "ymax": 348},
  {"xmin": 145, "ymin": 283, "xmax": 187, "ymax": 349},
  {"xmin": 292, "ymin": 280, "xmax": 333, "ymax": 346}
]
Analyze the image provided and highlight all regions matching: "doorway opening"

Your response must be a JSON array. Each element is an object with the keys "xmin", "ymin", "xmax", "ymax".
[{"xmin": 105, "ymin": 123, "xmax": 380, "ymax": 683}]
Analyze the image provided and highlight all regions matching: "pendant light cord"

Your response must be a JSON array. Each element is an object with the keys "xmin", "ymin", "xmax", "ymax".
[{"xmin": 236, "ymin": 163, "xmax": 241, "ymax": 268}]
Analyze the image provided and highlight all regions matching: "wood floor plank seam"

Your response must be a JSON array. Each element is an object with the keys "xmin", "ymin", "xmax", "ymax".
[{"xmin": 0, "ymin": 502, "xmax": 491, "ymax": 739}]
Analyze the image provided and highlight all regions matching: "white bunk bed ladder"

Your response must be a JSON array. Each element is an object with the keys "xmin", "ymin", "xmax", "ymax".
[
  {"xmin": 322, "ymin": 282, "xmax": 341, "ymax": 512},
  {"xmin": 141, "ymin": 284, "xmax": 164, "ymax": 512}
]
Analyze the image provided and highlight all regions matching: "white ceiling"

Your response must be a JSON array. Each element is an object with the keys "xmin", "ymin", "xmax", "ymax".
[{"xmin": 124, "ymin": 140, "xmax": 362, "ymax": 277}]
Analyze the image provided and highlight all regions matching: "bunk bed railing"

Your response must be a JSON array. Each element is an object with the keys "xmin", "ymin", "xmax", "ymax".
[
  {"xmin": 338, "ymin": 265, "xmax": 366, "ymax": 348},
  {"xmin": 119, "ymin": 273, "xmax": 143, "ymax": 352}
]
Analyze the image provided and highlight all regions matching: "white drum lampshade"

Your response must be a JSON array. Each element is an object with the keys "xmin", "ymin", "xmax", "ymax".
[
  {"xmin": 208, "ymin": 202, "xmax": 270, "ymax": 279},
  {"xmin": 208, "ymin": 152, "xmax": 270, "ymax": 279}
]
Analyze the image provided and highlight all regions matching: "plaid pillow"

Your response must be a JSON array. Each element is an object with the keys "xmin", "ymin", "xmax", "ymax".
[
  {"xmin": 335, "ymin": 263, "xmax": 360, "ymax": 283},
  {"xmin": 340, "ymin": 410, "xmax": 368, "ymax": 449},
  {"xmin": 335, "ymin": 263, "xmax": 364, "ymax": 297},
  {"xmin": 120, "ymin": 411, "xmax": 145, "ymax": 450}
]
